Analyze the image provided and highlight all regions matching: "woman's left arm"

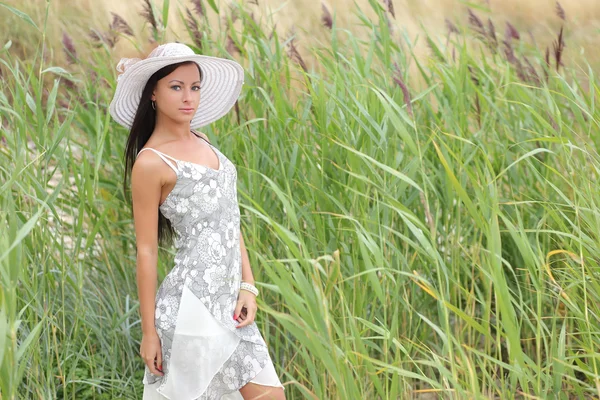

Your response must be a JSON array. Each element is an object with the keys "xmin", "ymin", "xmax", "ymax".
[
  {"xmin": 239, "ymin": 230, "xmax": 255, "ymax": 285},
  {"xmin": 234, "ymin": 229, "xmax": 258, "ymax": 328}
]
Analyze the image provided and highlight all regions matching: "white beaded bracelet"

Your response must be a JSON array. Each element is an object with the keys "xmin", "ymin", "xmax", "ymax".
[{"xmin": 240, "ymin": 281, "xmax": 259, "ymax": 296}]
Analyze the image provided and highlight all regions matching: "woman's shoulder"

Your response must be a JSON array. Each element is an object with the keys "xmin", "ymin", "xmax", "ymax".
[{"xmin": 132, "ymin": 149, "xmax": 169, "ymax": 176}]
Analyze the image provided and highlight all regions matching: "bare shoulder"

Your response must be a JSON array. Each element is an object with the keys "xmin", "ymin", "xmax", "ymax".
[
  {"xmin": 131, "ymin": 150, "xmax": 170, "ymax": 194},
  {"xmin": 192, "ymin": 129, "xmax": 211, "ymax": 143},
  {"xmin": 132, "ymin": 150, "xmax": 167, "ymax": 179}
]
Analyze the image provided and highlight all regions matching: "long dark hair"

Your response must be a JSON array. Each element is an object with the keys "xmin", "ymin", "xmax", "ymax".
[{"xmin": 122, "ymin": 61, "xmax": 203, "ymax": 246}]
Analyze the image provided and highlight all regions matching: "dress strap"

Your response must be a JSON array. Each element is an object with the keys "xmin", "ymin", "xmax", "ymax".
[
  {"xmin": 191, "ymin": 130, "xmax": 214, "ymax": 147},
  {"xmin": 136, "ymin": 148, "xmax": 178, "ymax": 174}
]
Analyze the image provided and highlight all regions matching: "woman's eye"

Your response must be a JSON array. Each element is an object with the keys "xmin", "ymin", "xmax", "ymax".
[
  {"xmin": 171, "ymin": 85, "xmax": 181, "ymax": 90},
  {"xmin": 192, "ymin": 86, "xmax": 200, "ymax": 91}
]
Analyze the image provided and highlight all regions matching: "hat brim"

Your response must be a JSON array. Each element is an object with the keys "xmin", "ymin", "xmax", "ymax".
[{"xmin": 109, "ymin": 54, "xmax": 244, "ymax": 129}]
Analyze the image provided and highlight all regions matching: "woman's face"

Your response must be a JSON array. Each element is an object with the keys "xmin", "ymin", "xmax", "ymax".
[{"xmin": 151, "ymin": 63, "xmax": 201, "ymax": 124}]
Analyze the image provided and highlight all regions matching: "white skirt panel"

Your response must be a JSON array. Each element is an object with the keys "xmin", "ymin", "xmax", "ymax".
[{"xmin": 142, "ymin": 284, "xmax": 284, "ymax": 399}]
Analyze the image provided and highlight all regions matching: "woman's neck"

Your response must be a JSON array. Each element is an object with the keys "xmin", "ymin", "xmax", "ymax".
[{"xmin": 152, "ymin": 117, "xmax": 192, "ymax": 141}]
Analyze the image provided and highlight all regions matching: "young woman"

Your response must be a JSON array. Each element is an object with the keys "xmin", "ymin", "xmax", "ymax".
[{"xmin": 109, "ymin": 42, "xmax": 286, "ymax": 400}]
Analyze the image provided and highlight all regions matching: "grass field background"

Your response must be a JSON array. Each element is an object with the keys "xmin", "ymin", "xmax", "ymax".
[{"xmin": 1, "ymin": 0, "xmax": 600, "ymax": 398}]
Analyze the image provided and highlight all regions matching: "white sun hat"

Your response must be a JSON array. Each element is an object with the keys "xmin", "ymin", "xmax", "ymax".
[{"xmin": 109, "ymin": 42, "xmax": 244, "ymax": 129}]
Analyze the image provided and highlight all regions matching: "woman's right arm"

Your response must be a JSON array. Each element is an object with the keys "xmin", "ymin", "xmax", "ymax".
[{"xmin": 131, "ymin": 154, "xmax": 165, "ymax": 376}]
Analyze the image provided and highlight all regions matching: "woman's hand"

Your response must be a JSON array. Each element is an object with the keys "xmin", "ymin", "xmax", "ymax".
[
  {"xmin": 140, "ymin": 331, "xmax": 164, "ymax": 376},
  {"xmin": 234, "ymin": 289, "xmax": 257, "ymax": 328}
]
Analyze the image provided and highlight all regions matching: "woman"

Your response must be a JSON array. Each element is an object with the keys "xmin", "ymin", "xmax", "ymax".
[{"xmin": 109, "ymin": 42, "xmax": 286, "ymax": 400}]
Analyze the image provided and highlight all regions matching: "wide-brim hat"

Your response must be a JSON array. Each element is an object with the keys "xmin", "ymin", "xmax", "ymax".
[{"xmin": 109, "ymin": 42, "xmax": 244, "ymax": 129}]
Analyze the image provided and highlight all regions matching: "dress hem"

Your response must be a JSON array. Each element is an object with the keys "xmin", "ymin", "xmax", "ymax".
[{"xmin": 143, "ymin": 355, "xmax": 283, "ymax": 400}]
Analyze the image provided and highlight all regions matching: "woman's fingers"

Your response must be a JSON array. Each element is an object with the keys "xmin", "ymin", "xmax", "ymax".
[
  {"xmin": 234, "ymin": 290, "xmax": 259, "ymax": 329},
  {"xmin": 233, "ymin": 299, "xmax": 244, "ymax": 320},
  {"xmin": 140, "ymin": 333, "xmax": 164, "ymax": 376},
  {"xmin": 144, "ymin": 354, "xmax": 164, "ymax": 376},
  {"xmin": 235, "ymin": 307, "xmax": 256, "ymax": 328},
  {"xmin": 156, "ymin": 352, "xmax": 163, "ymax": 373}
]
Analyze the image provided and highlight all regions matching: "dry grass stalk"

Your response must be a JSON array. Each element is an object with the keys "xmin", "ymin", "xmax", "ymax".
[
  {"xmin": 467, "ymin": 65, "xmax": 479, "ymax": 86},
  {"xmin": 88, "ymin": 28, "xmax": 113, "ymax": 48},
  {"xmin": 505, "ymin": 22, "xmax": 520, "ymax": 40},
  {"xmin": 249, "ymin": 11, "xmax": 259, "ymax": 27},
  {"xmin": 474, "ymin": 94, "xmax": 481, "ymax": 127},
  {"xmin": 185, "ymin": 7, "xmax": 203, "ymax": 50},
  {"xmin": 544, "ymin": 47, "xmax": 550, "ymax": 81},
  {"xmin": 229, "ymin": 3, "xmax": 240, "ymax": 24},
  {"xmin": 234, "ymin": 101, "xmax": 240, "ymax": 125},
  {"xmin": 383, "ymin": 0, "xmax": 395, "ymax": 19},
  {"xmin": 384, "ymin": 13, "xmax": 396, "ymax": 35},
  {"xmin": 419, "ymin": 192, "xmax": 434, "ymax": 233},
  {"xmin": 502, "ymin": 39, "xmax": 517, "ymax": 64},
  {"xmin": 445, "ymin": 19, "xmax": 459, "ymax": 35},
  {"xmin": 322, "ymin": 3, "xmax": 333, "ymax": 30},
  {"xmin": 61, "ymin": 77, "xmax": 78, "ymax": 92},
  {"xmin": 141, "ymin": 0, "xmax": 158, "ymax": 29},
  {"xmin": 226, "ymin": 35, "xmax": 242, "ymax": 56},
  {"xmin": 467, "ymin": 9, "xmax": 501, "ymax": 53},
  {"xmin": 487, "ymin": 18, "xmax": 497, "ymax": 50},
  {"xmin": 222, "ymin": 4, "xmax": 240, "ymax": 31},
  {"xmin": 445, "ymin": 18, "xmax": 459, "ymax": 47},
  {"xmin": 523, "ymin": 57, "xmax": 541, "ymax": 85},
  {"xmin": 502, "ymin": 39, "xmax": 532, "ymax": 83},
  {"xmin": 87, "ymin": 13, "xmax": 131, "ymax": 49},
  {"xmin": 546, "ymin": 111, "xmax": 559, "ymax": 132},
  {"xmin": 552, "ymin": 26, "xmax": 565, "ymax": 71},
  {"xmin": 268, "ymin": 22, "xmax": 277, "ymax": 41}
]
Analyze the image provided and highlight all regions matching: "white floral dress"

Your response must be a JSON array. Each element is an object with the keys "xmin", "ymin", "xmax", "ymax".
[{"xmin": 136, "ymin": 134, "xmax": 284, "ymax": 399}]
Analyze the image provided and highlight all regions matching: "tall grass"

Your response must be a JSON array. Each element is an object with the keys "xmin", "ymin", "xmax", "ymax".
[{"xmin": 1, "ymin": 0, "xmax": 599, "ymax": 398}]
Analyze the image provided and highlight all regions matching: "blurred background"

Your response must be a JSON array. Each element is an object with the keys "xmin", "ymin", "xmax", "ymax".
[{"xmin": 2, "ymin": 0, "xmax": 600, "ymax": 74}]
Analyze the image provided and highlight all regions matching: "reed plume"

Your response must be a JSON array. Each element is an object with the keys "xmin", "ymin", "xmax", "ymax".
[
  {"xmin": 555, "ymin": 1, "xmax": 566, "ymax": 21},
  {"xmin": 110, "ymin": 12, "xmax": 134, "ymax": 37},
  {"xmin": 552, "ymin": 26, "xmax": 565, "ymax": 71},
  {"xmin": 504, "ymin": 22, "xmax": 520, "ymax": 40},
  {"xmin": 392, "ymin": 62, "xmax": 412, "ymax": 117},
  {"xmin": 467, "ymin": 8, "xmax": 486, "ymax": 38},
  {"xmin": 286, "ymin": 28, "xmax": 307, "ymax": 72},
  {"xmin": 191, "ymin": 0, "xmax": 205, "ymax": 17},
  {"xmin": 141, "ymin": 0, "xmax": 160, "ymax": 41},
  {"xmin": 445, "ymin": 19, "xmax": 459, "ymax": 35},
  {"xmin": 61, "ymin": 31, "xmax": 77, "ymax": 64},
  {"xmin": 185, "ymin": 8, "xmax": 203, "ymax": 50},
  {"xmin": 321, "ymin": 3, "xmax": 333, "ymax": 30},
  {"xmin": 226, "ymin": 35, "xmax": 242, "ymax": 56}
]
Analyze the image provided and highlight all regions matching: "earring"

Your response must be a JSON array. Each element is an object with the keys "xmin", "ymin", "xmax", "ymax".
[{"xmin": 151, "ymin": 100, "xmax": 156, "ymax": 110}]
